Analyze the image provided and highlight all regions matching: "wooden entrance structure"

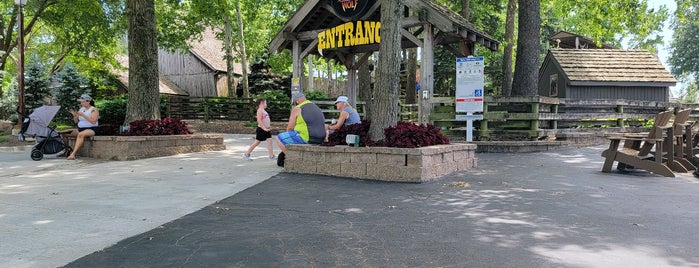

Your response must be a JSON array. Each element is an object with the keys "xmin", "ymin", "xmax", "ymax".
[{"xmin": 270, "ymin": 0, "xmax": 499, "ymax": 123}]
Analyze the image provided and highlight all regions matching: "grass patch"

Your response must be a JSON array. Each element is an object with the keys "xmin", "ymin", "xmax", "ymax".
[
  {"xmin": 0, "ymin": 131, "xmax": 10, "ymax": 136},
  {"xmin": 0, "ymin": 137, "xmax": 9, "ymax": 143}
]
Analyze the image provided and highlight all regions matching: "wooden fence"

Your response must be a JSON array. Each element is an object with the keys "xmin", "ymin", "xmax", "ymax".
[
  {"xmin": 165, "ymin": 95, "xmax": 370, "ymax": 123},
  {"xmin": 166, "ymin": 95, "xmax": 699, "ymax": 140},
  {"xmin": 432, "ymin": 96, "xmax": 699, "ymax": 140}
]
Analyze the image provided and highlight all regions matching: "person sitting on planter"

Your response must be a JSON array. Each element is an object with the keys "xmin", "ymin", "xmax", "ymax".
[
  {"xmin": 275, "ymin": 92, "xmax": 325, "ymax": 166},
  {"xmin": 326, "ymin": 95, "xmax": 361, "ymax": 141},
  {"xmin": 59, "ymin": 94, "xmax": 99, "ymax": 160}
]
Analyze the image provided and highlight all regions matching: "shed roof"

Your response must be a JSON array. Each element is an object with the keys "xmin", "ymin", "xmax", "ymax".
[
  {"xmin": 188, "ymin": 29, "xmax": 241, "ymax": 74},
  {"xmin": 546, "ymin": 48, "xmax": 677, "ymax": 86},
  {"xmin": 270, "ymin": 0, "xmax": 499, "ymax": 60}
]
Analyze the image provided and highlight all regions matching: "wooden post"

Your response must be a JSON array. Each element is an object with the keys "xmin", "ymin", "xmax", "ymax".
[
  {"xmin": 531, "ymin": 101, "xmax": 540, "ymax": 135},
  {"xmin": 480, "ymin": 99, "xmax": 489, "ymax": 140},
  {"xmin": 292, "ymin": 40, "xmax": 303, "ymax": 92},
  {"xmin": 616, "ymin": 105, "xmax": 624, "ymax": 129},
  {"xmin": 419, "ymin": 23, "xmax": 434, "ymax": 124},
  {"xmin": 346, "ymin": 55, "xmax": 358, "ymax": 106},
  {"xmin": 552, "ymin": 103, "xmax": 558, "ymax": 129}
]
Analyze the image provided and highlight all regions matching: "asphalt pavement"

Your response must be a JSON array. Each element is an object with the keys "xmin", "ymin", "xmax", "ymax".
[{"xmin": 2, "ymin": 136, "xmax": 699, "ymax": 267}]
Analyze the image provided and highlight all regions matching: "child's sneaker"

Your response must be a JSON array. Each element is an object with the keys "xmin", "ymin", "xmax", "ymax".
[
  {"xmin": 243, "ymin": 153, "xmax": 252, "ymax": 161},
  {"xmin": 269, "ymin": 155, "xmax": 276, "ymax": 160}
]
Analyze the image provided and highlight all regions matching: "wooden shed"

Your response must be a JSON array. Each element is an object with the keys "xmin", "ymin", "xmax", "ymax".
[
  {"xmin": 158, "ymin": 29, "xmax": 242, "ymax": 97},
  {"xmin": 538, "ymin": 48, "xmax": 677, "ymax": 101},
  {"xmin": 113, "ymin": 55, "xmax": 189, "ymax": 96}
]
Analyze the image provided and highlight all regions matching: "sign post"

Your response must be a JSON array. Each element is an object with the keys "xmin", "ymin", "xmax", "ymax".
[{"xmin": 455, "ymin": 56, "xmax": 484, "ymax": 141}]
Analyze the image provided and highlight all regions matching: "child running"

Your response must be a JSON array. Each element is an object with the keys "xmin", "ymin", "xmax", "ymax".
[{"xmin": 244, "ymin": 98, "xmax": 275, "ymax": 160}]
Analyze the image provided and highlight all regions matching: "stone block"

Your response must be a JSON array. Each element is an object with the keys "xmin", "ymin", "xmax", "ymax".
[
  {"xmin": 340, "ymin": 162, "xmax": 367, "ymax": 178},
  {"xmin": 406, "ymin": 154, "xmax": 424, "ymax": 166},
  {"xmin": 326, "ymin": 152, "xmax": 351, "ymax": 163},
  {"xmin": 376, "ymin": 153, "xmax": 406, "ymax": 166},
  {"xmin": 303, "ymin": 151, "xmax": 326, "ymax": 161},
  {"xmin": 350, "ymin": 152, "xmax": 377, "ymax": 163},
  {"xmin": 366, "ymin": 164, "xmax": 424, "ymax": 182}
]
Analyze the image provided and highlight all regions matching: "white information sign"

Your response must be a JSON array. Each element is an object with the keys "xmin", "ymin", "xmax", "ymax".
[{"xmin": 455, "ymin": 56, "xmax": 484, "ymax": 113}]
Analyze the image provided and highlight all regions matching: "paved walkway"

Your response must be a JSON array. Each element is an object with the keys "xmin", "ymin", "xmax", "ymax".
[
  {"xmin": 3, "ymin": 138, "xmax": 699, "ymax": 267},
  {"xmin": 1, "ymin": 134, "xmax": 281, "ymax": 268}
]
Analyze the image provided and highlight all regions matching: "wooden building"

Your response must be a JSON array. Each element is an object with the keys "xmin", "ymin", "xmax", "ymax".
[
  {"xmin": 117, "ymin": 29, "xmax": 242, "ymax": 97},
  {"xmin": 538, "ymin": 48, "xmax": 676, "ymax": 101},
  {"xmin": 158, "ymin": 29, "xmax": 242, "ymax": 97}
]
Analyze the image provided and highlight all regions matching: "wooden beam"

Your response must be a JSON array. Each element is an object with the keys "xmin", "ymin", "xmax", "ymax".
[
  {"xmin": 419, "ymin": 23, "xmax": 434, "ymax": 125},
  {"xmin": 442, "ymin": 43, "xmax": 465, "ymax": 57},
  {"xmin": 269, "ymin": 0, "xmax": 321, "ymax": 52},
  {"xmin": 300, "ymin": 39, "xmax": 319, "ymax": 59},
  {"xmin": 401, "ymin": 28, "xmax": 424, "ymax": 47},
  {"xmin": 352, "ymin": 52, "xmax": 373, "ymax": 70},
  {"xmin": 403, "ymin": 16, "xmax": 423, "ymax": 28},
  {"xmin": 360, "ymin": 0, "xmax": 381, "ymax": 20},
  {"xmin": 292, "ymin": 40, "xmax": 303, "ymax": 91}
]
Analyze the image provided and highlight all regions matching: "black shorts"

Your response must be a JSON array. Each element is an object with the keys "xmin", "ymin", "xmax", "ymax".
[
  {"xmin": 255, "ymin": 127, "xmax": 272, "ymax": 141},
  {"xmin": 78, "ymin": 126, "xmax": 99, "ymax": 135}
]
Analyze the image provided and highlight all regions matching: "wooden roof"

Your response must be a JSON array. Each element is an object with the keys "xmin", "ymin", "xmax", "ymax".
[
  {"xmin": 188, "ymin": 29, "xmax": 242, "ymax": 74},
  {"xmin": 270, "ymin": 0, "xmax": 499, "ymax": 60},
  {"xmin": 545, "ymin": 48, "xmax": 677, "ymax": 86}
]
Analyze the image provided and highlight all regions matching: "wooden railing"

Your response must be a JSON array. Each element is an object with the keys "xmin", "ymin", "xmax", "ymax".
[
  {"xmin": 431, "ymin": 96, "xmax": 695, "ymax": 140},
  {"xmin": 165, "ymin": 95, "xmax": 698, "ymax": 140},
  {"xmin": 165, "ymin": 96, "xmax": 369, "ymax": 123}
]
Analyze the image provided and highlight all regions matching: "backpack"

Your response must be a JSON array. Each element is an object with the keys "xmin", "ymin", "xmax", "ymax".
[{"xmin": 277, "ymin": 152, "xmax": 285, "ymax": 167}]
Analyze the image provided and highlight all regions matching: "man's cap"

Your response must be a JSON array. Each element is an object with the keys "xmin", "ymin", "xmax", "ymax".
[
  {"xmin": 292, "ymin": 92, "xmax": 305, "ymax": 101},
  {"xmin": 334, "ymin": 96, "xmax": 349, "ymax": 104},
  {"xmin": 77, "ymin": 94, "xmax": 92, "ymax": 102}
]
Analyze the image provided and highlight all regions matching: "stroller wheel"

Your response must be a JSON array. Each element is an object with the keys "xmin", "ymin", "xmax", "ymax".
[{"xmin": 31, "ymin": 149, "xmax": 44, "ymax": 161}]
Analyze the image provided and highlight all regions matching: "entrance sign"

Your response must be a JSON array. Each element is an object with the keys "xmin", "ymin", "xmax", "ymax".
[
  {"xmin": 455, "ymin": 56, "xmax": 485, "ymax": 141},
  {"xmin": 455, "ymin": 56, "xmax": 484, "ymax": 113},
  {"xmin": 330, "ymin": 0, "xmax": 373, "ymax": 21},
  {"xmin": 317, "ymin": 21, "xmax": 381, "ymax": 50}
]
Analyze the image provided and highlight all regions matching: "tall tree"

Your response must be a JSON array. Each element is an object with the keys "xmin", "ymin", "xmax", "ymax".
[
  {"xmin": 125, "ymin": 0, "xmax": 160, "ymax": 123},
  {"xmin": 368, "ymin": 0, "xmax": 403, "ymax": 141},
  {"xmin": 235, "ymin": 0, "xmax": 250, "ymax": 98},
  {"xmin": 511, "ymin": 0, "xmax": 540, "ymax": 96},
  {"xmin": 540, "ymin": 0, "xmax": 667, "ymax": 50},
  {"xmin": 669, "ymin": 0, "xmax": 699, "ymax": 97},
  {"xmin": 461, "ymin": 0, "xmax": 470, "ymax": 20},
  {"xmin": 502, "ymin": 0, "xmax": 516, "ymax": 96},
  {"xmin": 0, "ymin": 0, "xmax": 122, "ymax": 99}
]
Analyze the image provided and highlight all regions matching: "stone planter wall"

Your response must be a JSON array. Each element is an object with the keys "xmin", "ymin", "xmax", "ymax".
[
  {"xmin": 69, "ymin": 134, "xmax": 225, "ymax": 160},
  {"xmin": 284, "ymin": 143, "xmax": 477, "ymax": 183}
]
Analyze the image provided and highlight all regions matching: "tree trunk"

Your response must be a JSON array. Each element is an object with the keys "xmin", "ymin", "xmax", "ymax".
[
  {"xmin": 235, "ymin": 1, "xmax": 249, "ymax": 98},
  {"xmin": 461, "ymin": 0, "xmax": 470, "ymax": 21},
  {"xmin": 406, "ymin": 48, "xmax": 417, "ymax": 104},
  {"xmin": 223, "ymin": 6, "xmax": 236, "ymax": 98},
  {"xmin": 502, "ymin": 0, "xmax": 516, "ymax": 96},
  {"xmin": 512, "ymin": 0, "xmax": 540, "ymax": 96},
  {"xmin": 368, "ymin": 0, "xmax": 403, "ymax": 141},
  {"xmin": 125, "ymin": 0, "xmax": 160, "ymax": 123},
  {"xmin": 358, "ymin": 58, "xmax": 372, "ymax": 121}
]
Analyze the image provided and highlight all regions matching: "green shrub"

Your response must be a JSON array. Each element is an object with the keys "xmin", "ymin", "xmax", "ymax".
[
  {"xmin": 96, "ymin": 96, "xmax": 127, "ymax": 126},
  {"xmin": 305, "ymin": 89, "xmax": 327, "ymax": 100}
]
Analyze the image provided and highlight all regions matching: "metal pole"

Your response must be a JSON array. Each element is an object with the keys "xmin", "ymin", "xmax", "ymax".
[{"xmin": 16, "ymin": 2, "xmax": 25, "ymax": 125}]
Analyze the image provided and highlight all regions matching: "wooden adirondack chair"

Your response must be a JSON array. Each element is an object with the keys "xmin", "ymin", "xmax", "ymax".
[
  {"xmin": 601, "ymin": 110, "xmax": 675, "ymax": 177},
  {"xmin": 670, "ymin": 109, "xmax": 696, "ymax": 171}
]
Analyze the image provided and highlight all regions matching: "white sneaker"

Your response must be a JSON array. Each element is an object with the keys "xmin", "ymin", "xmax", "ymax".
[
  {"xmin": 269, "ymin": 155, "xmax": 276, "ymax": 160},
  {"xmin": 244, "ymin": 153, "xmax": 252, "ymax": 161}
]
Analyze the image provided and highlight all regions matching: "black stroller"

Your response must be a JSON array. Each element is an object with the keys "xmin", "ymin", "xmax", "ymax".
[{"xmin": 18, "ymin": 106, "xmax": 72, "ymax": 161}]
